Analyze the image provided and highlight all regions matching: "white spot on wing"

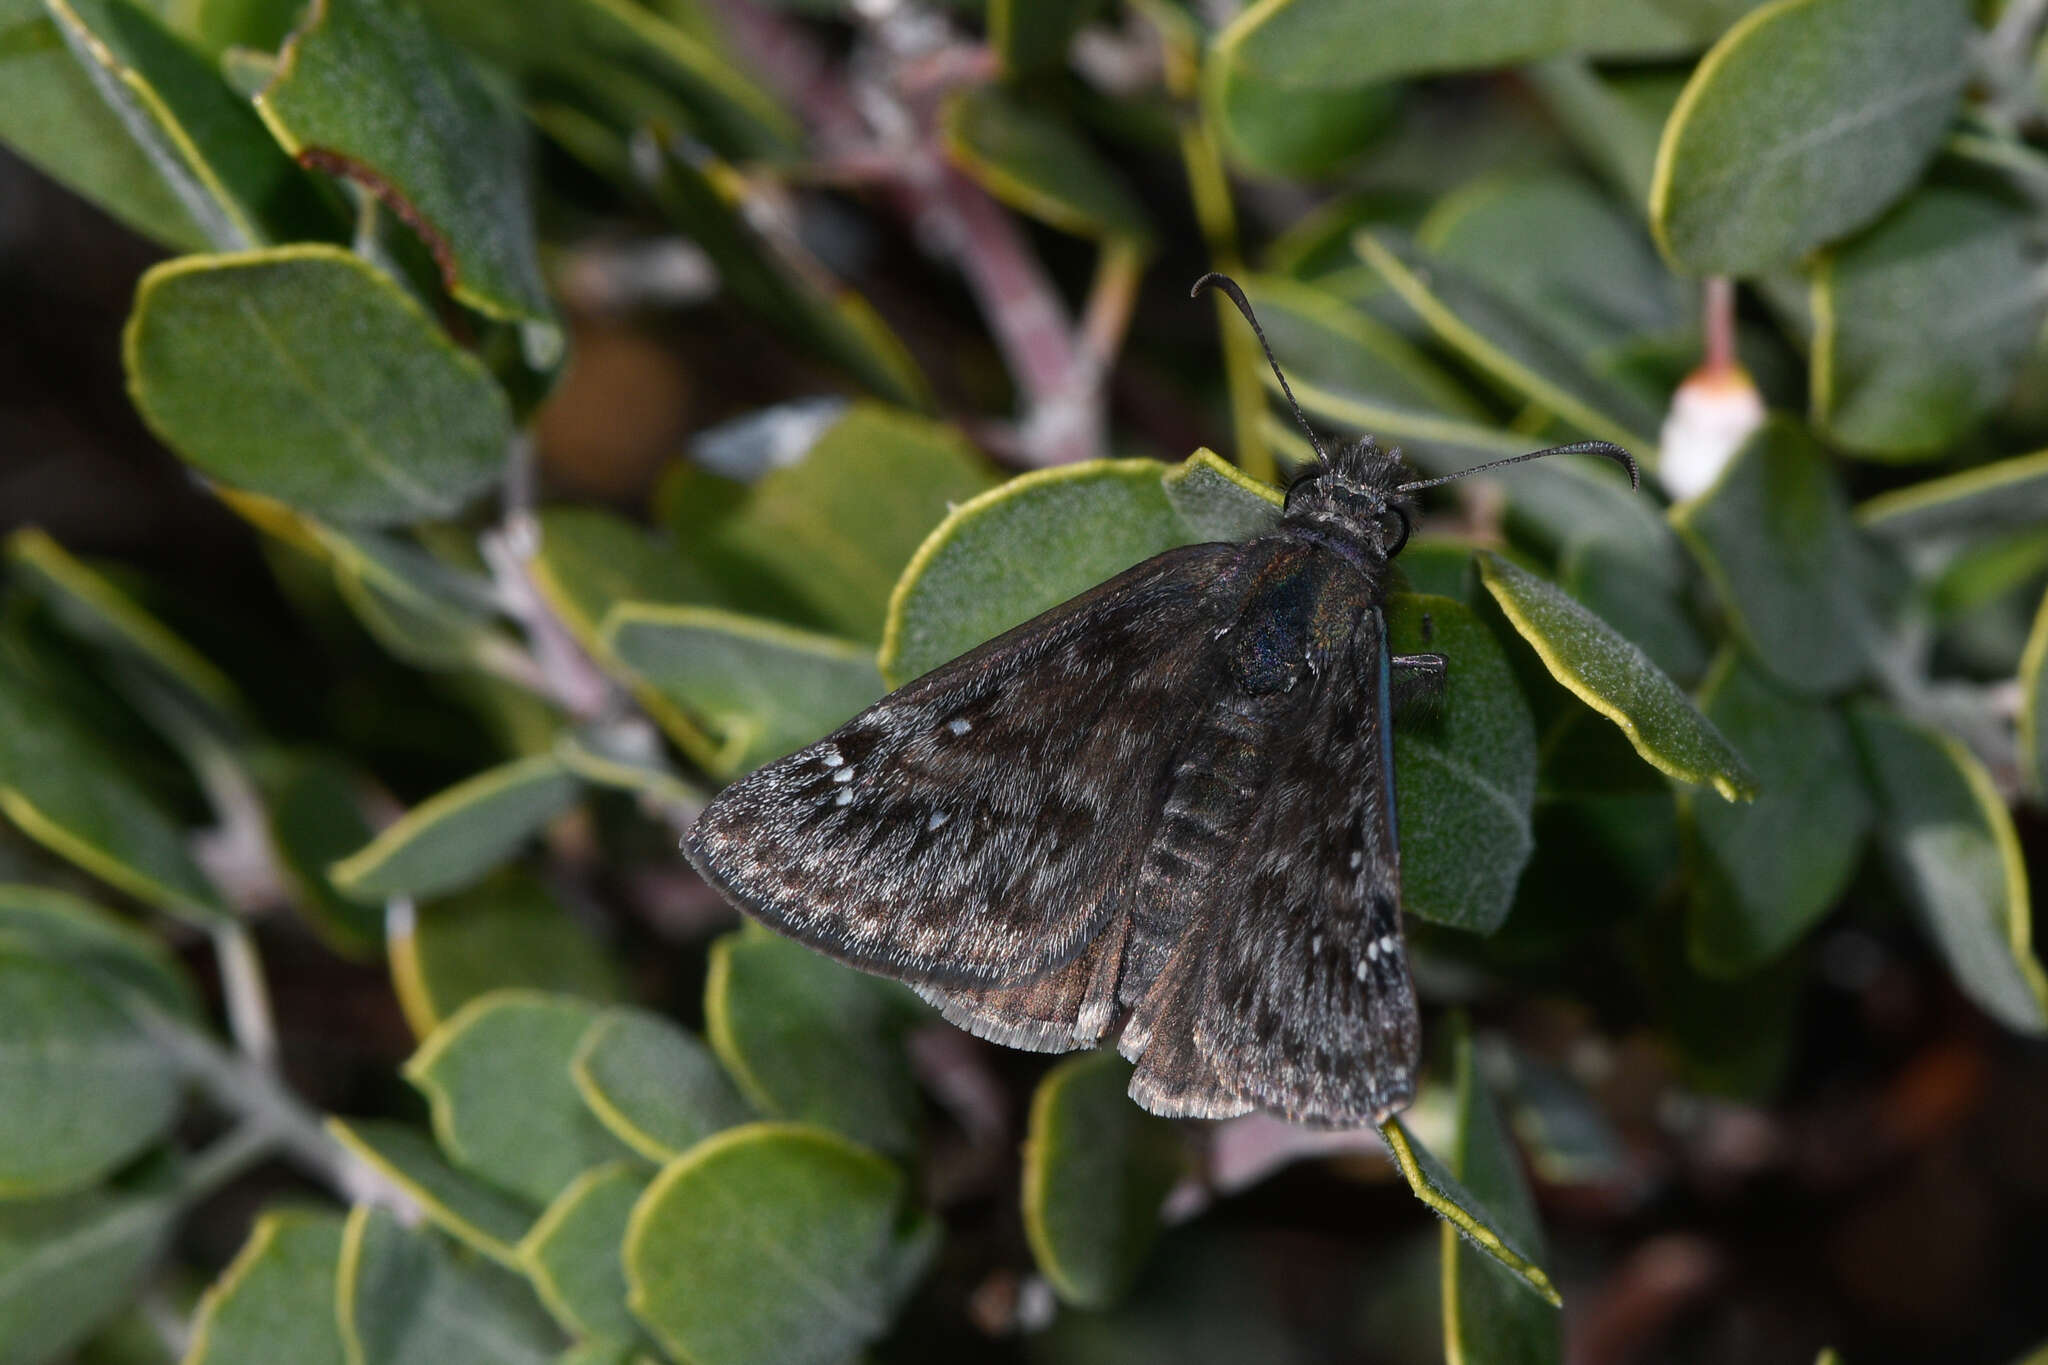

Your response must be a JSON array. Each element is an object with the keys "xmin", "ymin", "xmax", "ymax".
[
  {"xmin": 946, "ymin": 717, "xmax": 972, "ymax": 736},
  {"xmin": 819, "ymin": 747, "xmax": 843, "ymax": 768},
  {"xmin": 1379, "ymin": 934, "xmax": 1398, "ymax": 955},
  {"xmin": 1367, "ymin": 940, "xmax": 1380, "ymax": 960},
  {"xmin": 832, "ymin": 767, "xmax": 854, "ymax": 783},
  {"xmin": 834, "ymin": 787, "xmax": 854, "ymax": 806},
  {"xmin": 1348, "ymin": 850, "xmax": 1363, "ymax": 870},
  {"xmin": 927, "ymin": 810, "xmax": 949, "ymax": 831},
  {"xmin": 1311, "ymin": 933, "xmax": 1325, "ymax": 954}
]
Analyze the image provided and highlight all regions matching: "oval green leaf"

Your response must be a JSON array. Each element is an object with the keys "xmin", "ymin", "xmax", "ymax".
[
  {"xmin": 880, "ymin": 457, "xmax": 1208, "ymax": 687},
  {"xmin": 0, "ymin": 667, "xmax": 228, "ymax": 924},
  {"xmin": 45, "ymin": 0, "xmax": 332, "ymax": 248},
  {"xmin": 0, "ymin": 882, "xmax": 198, "ymax": 1019},
  {"xmin": 601, "ymin": 606, "xmax": 882, "ymax": 779},
  {"xmin": 1438, "ymin": 1018, "xmax": 1562, "ymax": 1357},
  {"xmin": 1355, "ymin": 233, "xmax": 1661, "ymax": 454},
  {"xmin": 1379, "ymin": 1114, "xmax": 1560, "ymax": 1307},
  {"xmin": 623, "ymin": 1122, "xmax": 934, "ymax": 1365},
  {"xmin": 405, "ymin": 991, "xmax": 639, "ymax": 1207},
  {"xmin": 1477, "ymin": 552, "xmax": 1756, "ymax": 800},
  {"xmin": 1813, "ymin": 184, "xmax": 2046, "ymax": 460},
  {"xmin": 1388, "ymin": 594, "xmax": 1538, "ymax": 934},
  {"xmin": 0, "ymin": 1183, "xmax": 177, "ymax": 1365},
  {"xmin": 1649, "ymin": 0, "xmax": 1969, "ymax": 274},
  {"xmin": 0, "ymin": 951, "xmax": 180, "ymax": 1197},
  {"xmin": 1683, "ymin": 653, "xmax": 1870, "ymax": 976},
  {"xmin": 1850, "ymin": 705, "xmax": 2048, "ymax": 1034},
  {"xmin": 256, "ymin": 751, "xmax": 384, "ymax": 958},
  {"xmin": 326, "ymin": 1118, "xmax": 533, "ymax": 1264},
  {"xmin": 571, "ymin": 1007, "xmax": 754, "ymax": 1163},
  {"xmin": 124, "ymin": 246, "xmax": 515, "ymax": 527},
  {"xmin": 942, "ymin": 88, "xmax": 1153, "ymax": 244},
  {"xmin": 1022, "ymin": 1050, "xmax": 1182, "ymax": 1309},
  {"xmin": 704, "ymin": 930, "xmax": 921, "ymax": 1155},
  {"xmin": 662, "ymin": 403, "xmax": 998, "ymax": 643},
  {"xmin": 1670, "ymin": 417, "xmax": 1871, "ymax": 696},
  {"xmin": 338, "ymin": 1205, "xmax": 562, "ymax": 1365},
  {"xmin": 333, "ymin": 755, "xmax": 582, "ymax": 902},
  {"xmin": 255, "ymin": 0, "xmax": 553, "ymax": 323},
  {"xmin": 520, "ymin": 1163, "xmax": 647, "ymax": 1344},
  {"xmin": 388, "ymin": 871, "xmax": 625, "ymax": 1040},
  {"xmin": 185, "ymin": 1210, "xmax": 348, "ymax": 1365}
]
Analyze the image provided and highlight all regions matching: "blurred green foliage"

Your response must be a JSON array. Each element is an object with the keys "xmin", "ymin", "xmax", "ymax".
[{"xmin": 4, "ymin": 0, "xmax": 2048, "ymax": 1361}]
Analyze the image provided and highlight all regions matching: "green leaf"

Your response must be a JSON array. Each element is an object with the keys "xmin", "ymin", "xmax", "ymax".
[
  {"xmin": 1418, "ymin": 171, "xmax": 1684, "ymax": 355},
  {"xmin": 6, "ymin": 526, "xmax": 242, "ymax": 719},
  {"xmin": 415, "ymin": 0, "xmax": 797, "ymax": 161},
  {"xmin": 704, "ymin": 930, "xmax": 920, "ymax": 1155},
  {"xmin": 0, "ymin": 951, "xmax": 179, "ymax": 1196},
  {"xmin": 1438, "ymin": 1021, "xmax": 1561, "ymax": 1359},
  {"xmin": 0, "ymin": 667, "xmax": 229, "ymax": 924},
  {"xmin": 570, "ymin": 1007, "xmax": 754, "ymax": 1163},
  {"xmin": 603, "ymin": 606, "xmax": 881, "ymax": 778},
  {"xmin": 1238, "ymin": 276, "xmax": 1530, "ymax": 472},
  {"xmin": 663, "ymin": 403, "xmax": 999, "ymax": 642},
  {"xmin": 1850, "ymin": 705, "xmax": 2048, "ymax": 1034},
  {"xmin": 0, "ymin": 0, "xmax": 208, "ymax": 249},
  {"xmin": 2023, "ymin": 589, "xmax": 2048, "ymax": 800},
  {"xmin": 256, "ymin": 751, "xmax": 384, "ymax": 958},
  {"xmin": 326, "ymin": 1119, "xmax": 533, "ymax": 1264},
  {"xmin": 0, "ymin": 1183, "xmax": 177, "ymax": 1365},
  {"xmin": 1649, "ymin": 0, "xmax": 1969, "ymax": 275},
  {"xmin": 880, "ymin": 457, "xmax": 1196, "ymax": 687},
  {"xmin": 552, "ymin": 730, "xmax": 703, "ymax": 816},
  {"xmin": 1206, "ymin": 0, "xmax": 1734, "ymax": 178},
  {"xmin": 942, "ymin": 87, "xmax": 1153, "ymax": 243},
  {"xmin": 1379, "ymin": 1115, "xmax": 1560, "ymax": 1307},
  {"xmin": 42, "ymin": 0, "xmax": 332, "ymax": 248},
  {"xmin": 1524, "ymin": 61, "xmax": 1687, "ymax": 211},
  {"xmin": 1558, "ymin": 536, "xmax": 1711, "ymax": 686},
  {"xmin": 989, "ymin": 0, "xmax": 1102, "ymax": 76},
  {"xmin": 253, "ymin": 0, "xmax": 553, "ymax": 324},
  {"xmin": 1477, "ymin": 552, "xmax": 1756, "ymax": 800},
  {"xmin": 124, "ymin": 245, "xmax": 515, "ymax": 528},
  {"xmin": 1355, "ymin": 233, "xmax": 1661, "ymax": 454},
  {"xmin": 1022, "ymin": 1051, "xmax": 1181, "ymax": 1309},
  {"xmin": 338, "ymin": 1205, "xmax": 563, "ymax": 1365},
  {"xmin": 1683, "ymin": 653, "xmax": 1870, "ymax": 976},
  {"xmin": 623, "ymin": 1122, "xmax": 934, "ymax": 1365},
  {"xmin": 1670, "ymin": 417, "xmax": 1870, "ymax": 695},
  {"xmin": 636, "ymin": 142, "xmax": 932, "ymax": 410},
  {"xmin": 0, "ymin": 882, "xmax": 198, "ymax": 1019},
  {"xmin": 389, "ymin": 871, "xmax": 625, "ymax": 1040},
  {"xmin": 331, "ymin": 755, "xmax": 582, "ymax": 902},
  {"xmin": 519, "ymin": 1163, "xmax": 646, "ymax": 1344},
  {"xmin": 1813, "ymin": 184, "xmax": 2047, "ymax": 460},
  {"xmin": 1387, "ymin": 594, "xmax": 1538, "ymax": 934},
  {"xmin": 406, "ymin": 991, "xmax": 639, "ymax": 1207},
  {"xmin": 185, "ymin": 1210, "xmax": 348, "ymax": 1365},
  {"xmin": 1857, "ymin": 448, "xmax": 2048, "ymax": 548},
  {"xmin": 1161, "ymin": 448, "xmax": 1284, "ymax": 541}
]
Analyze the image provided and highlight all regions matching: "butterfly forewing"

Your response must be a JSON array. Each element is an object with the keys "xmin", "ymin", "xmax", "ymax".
[{"xmin": 685, "ymin": 543, "xmax": 1245, "ymax": 990}]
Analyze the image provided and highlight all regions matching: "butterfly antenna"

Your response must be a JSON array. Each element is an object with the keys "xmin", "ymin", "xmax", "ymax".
[
  {"xmin": 1192, "ymin": 272, "xmax": 1332, "ymax": 469},
  {"xmin": 1395, "ymin": 440, "xmax": 1639, "ymax": 495}
]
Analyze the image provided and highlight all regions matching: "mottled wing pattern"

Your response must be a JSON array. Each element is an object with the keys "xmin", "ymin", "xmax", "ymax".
[
  {"xmin": 1124, "ymin": 603, "xmax": 1420, "ymax": 1127},
  {"xmin": 685, "ymin": 544, "xmax": 1242, "ymax": 993}
]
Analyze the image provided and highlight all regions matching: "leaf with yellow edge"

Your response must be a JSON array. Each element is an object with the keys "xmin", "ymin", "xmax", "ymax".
[
  {"xmin": 1379, "ymin": 1116, "xmax": 1560, "ymax": 1308},
  {"xmin": 1478, "ymin": 553, "xmax": 1755, "ymax": 800}
]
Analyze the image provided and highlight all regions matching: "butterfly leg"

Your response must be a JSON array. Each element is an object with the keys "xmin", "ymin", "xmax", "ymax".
[{"xmin": 1390, "ymin": 652, "xmax": 1446, "ymax": 717}]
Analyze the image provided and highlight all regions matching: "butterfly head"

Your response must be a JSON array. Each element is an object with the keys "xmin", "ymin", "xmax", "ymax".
[{"xmin": 1281, "ymin": 437, "xmax": 1417, "ymax": 562}]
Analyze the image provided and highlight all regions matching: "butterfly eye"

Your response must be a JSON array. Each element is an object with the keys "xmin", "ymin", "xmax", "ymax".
[{"xmin": 1379, "ymin": 505, "xmax": 1412, "ymax": 557}]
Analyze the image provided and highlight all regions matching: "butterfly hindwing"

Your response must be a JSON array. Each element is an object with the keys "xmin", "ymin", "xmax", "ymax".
[
  {"xmin": 1121, "ymin": 587, "xmax": 1420, "ymax": 1126},
  {"xmin": 685, "ymin": 543, "xmax": 1246, "ymax": 991},
  {"xmin": 1197, "ymin": 605, "xmax": 1420, "ymax": 1125}
]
